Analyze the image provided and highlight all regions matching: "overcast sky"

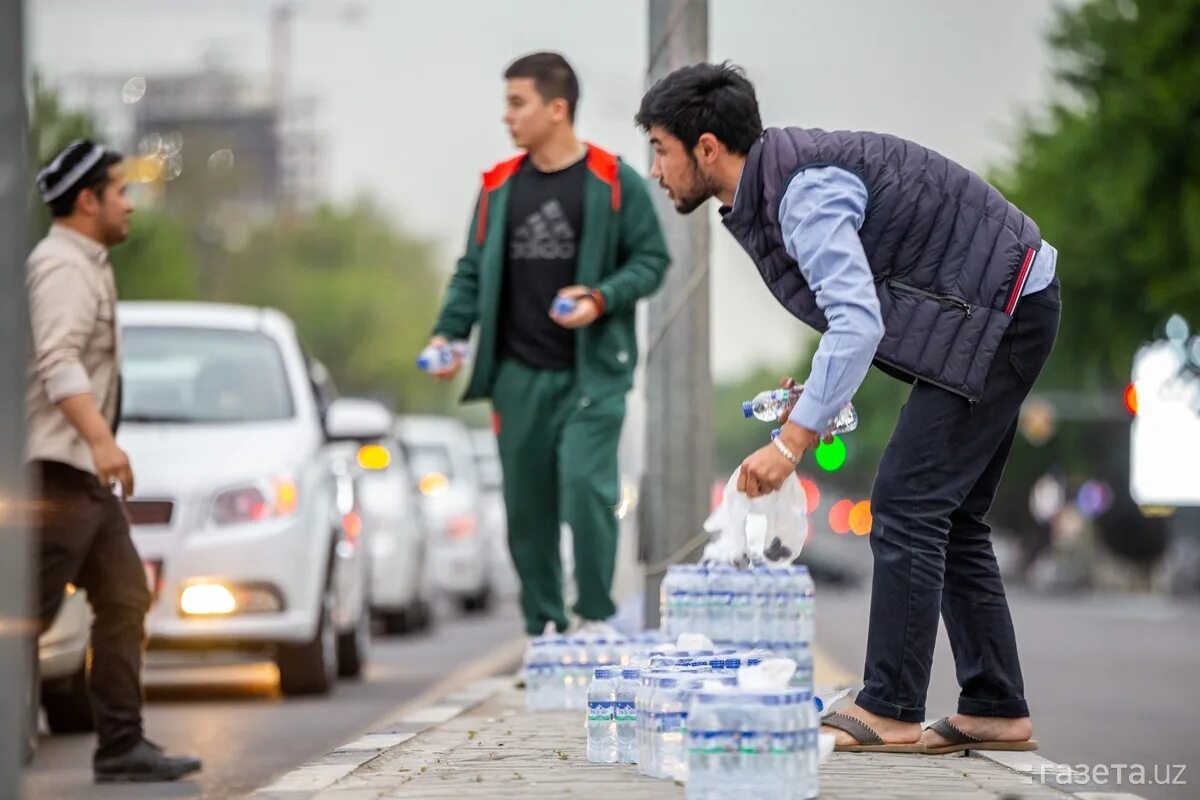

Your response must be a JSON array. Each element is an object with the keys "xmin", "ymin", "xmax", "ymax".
[{"xmin": 31, "ymin": 0, "xmax": 1065, "ymax": 379}]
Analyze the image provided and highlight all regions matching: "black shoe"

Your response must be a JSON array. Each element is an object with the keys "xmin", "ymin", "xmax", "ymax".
[{"xmin": 94, "ymin": 739, "xmax": 202, "ymax": 783}]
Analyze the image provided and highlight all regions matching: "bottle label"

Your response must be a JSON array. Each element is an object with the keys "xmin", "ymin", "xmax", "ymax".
[
  {"xmin": 710, "ymin": 591, "xmax": 733, "ymax": 606},
  {"xmin": 615, "ymin": 701, "xmax": 636, "ymax": 721},
  {"xmin": 653, "ymin": 710, "xmax": 688, "ymax": 733},
  {"xmin": 587, "ymin": 700, "xmax": 614, "ymax": 721}
]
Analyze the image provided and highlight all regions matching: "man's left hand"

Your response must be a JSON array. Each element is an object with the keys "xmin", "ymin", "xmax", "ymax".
[
  {"xmin": 738, "ymin": 424, "xmax": 820, "ymax": 497},
  {"xmin": 550, "ymin": 285, "xmax": 601, "ymax": 329}
]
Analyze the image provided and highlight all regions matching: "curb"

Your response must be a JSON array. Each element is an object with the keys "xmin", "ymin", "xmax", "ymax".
[
  {"xmin": 251, "ymin": 675, "xmax": 511, "ymax": 799},
  {"xmin": 973, "ymin": 749, "xmax": 1151, "ymax": 800},
  {"xmin": 249, "ymin": 632, "xmax": 525, "ymax": 800}
]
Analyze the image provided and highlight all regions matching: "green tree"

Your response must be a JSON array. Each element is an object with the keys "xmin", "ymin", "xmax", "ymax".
[
  {"xmin": 113, "ymin": 211, "xmax": 199, "ymax": 300},
  {"xmin": 992, "ymin": 0, "xmax": 1200, "ymax": 390},
  {"xmin": 212, "ymin": 201, "xmax": 461, "ymax": 413}
]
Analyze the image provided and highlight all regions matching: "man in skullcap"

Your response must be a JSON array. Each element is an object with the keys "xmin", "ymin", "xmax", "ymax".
[{"xmin": 26, "ymin": 139, "xmax": 201, "ymax": 782}]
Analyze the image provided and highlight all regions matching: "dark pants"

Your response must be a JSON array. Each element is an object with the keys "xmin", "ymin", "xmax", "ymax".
[
  {"xmin": 857, "ymin": 279, "xmax": 1061, "ymax": 723},
  {"xmin": 33, "ymin": 460, "xmax": 151, "ymax": 759},
  {"xmin": 491, "ymin": 359, "xmax": 624, "ymax": 635}
]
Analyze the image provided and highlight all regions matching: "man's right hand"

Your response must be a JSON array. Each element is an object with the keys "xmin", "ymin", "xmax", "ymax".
[
  {"xmin": 426, "ymin": 336, "xmax": 463, "ymax": 381},
  {"xmin": 92, "ymin": 437, "xmax": 134, "ymax": 497}
]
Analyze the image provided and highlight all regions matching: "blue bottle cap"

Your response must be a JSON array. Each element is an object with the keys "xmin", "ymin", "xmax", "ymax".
[
  {"xmin": 416, "ymin": 355, "xmax": 431, "ymax": 370},
  {"xmin": 742, "ymin": 400, "xmax": 754, "ymax": 418},
  {"xmin": 621, "ymin": 668, "xmax": 642, "ymax": 680},
  {"xmin": 593, "ymin": 667, "xmax": 615, "ymax": 679}
]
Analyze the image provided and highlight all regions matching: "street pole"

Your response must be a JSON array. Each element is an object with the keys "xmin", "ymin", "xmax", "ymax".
[
  {"xmin": 640, "ymin": 0, "xmax": 711, "ymax": 628},
  {"xmin": 0, "ymin": 0, "xmax": 32, "ymax": 791}
]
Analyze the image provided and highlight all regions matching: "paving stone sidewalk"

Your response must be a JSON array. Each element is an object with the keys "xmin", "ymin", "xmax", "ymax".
[{"xmin": 255, "ymin": 679, "xmax": 1081, "ymax": 800}]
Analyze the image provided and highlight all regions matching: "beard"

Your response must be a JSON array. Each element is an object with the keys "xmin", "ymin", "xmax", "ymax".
[{"xmin": 671, "ymin": 159, "xmax": 720, "ymax": 215}]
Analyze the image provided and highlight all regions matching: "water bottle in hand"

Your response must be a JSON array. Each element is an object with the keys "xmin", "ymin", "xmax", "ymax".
[
  {"xmin": 742, "ymin": 386, "xmax": 858, "ymax": 435},
  {"xmin": 416, "ymin": 342, "xmax": 470, "ymax": 372},
  {"xmin": 552, "ymin": 294, "xmax": 577, "ymax": 316}
]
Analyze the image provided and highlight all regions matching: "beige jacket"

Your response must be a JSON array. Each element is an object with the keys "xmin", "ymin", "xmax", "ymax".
[{"xmin": 25, "ymin": 223, "xmax": 121, "ymax": 475}]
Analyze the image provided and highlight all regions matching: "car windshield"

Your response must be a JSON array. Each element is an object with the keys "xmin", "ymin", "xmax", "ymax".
[
  {"xmin": 121, "ymin": 326, "xmax": 295, "ymax": 423},
  {"xmin": 406, "ymin": 443, "xmax": 455, "ymax": 479}
]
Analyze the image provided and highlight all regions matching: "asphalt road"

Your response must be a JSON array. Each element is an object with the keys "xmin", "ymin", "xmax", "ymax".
[
  {"xmin": 816, "ymin": 580, "xmax": 1200, "ymax": 800},
  {"xmin": 20, "ymin": 599, "xmax": 524, "ymax": 800}
]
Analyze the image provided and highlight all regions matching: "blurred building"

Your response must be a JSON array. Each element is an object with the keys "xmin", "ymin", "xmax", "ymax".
[{"xmin": 52, "ymin": 65, "xmax": 322, "ymax": 227}]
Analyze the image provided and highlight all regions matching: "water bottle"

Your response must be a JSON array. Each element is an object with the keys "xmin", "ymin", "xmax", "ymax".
[
  {"xmin": 751, "ymin": 564, "xmax": 775, "ymax": 642},
  {"xmin": 771, "ymin": 566, "xmax": 794, "ymax": 641},
  {"xmin": 655, "ymin": 677, "xmax": 688, "ymax": 780},
  {"xmin": 730, "ymin": 568, "xmax": 756, "ymax": 644},
  {"xmin": 682, "ymin": 564, "xmax": 708, "ymax": 639},
  {"xmin": 566, "ymin": 637, "xmax": 591, "ymax": 710},
  {"xmin": 523, "ymin": 640, "xmax": 549, "ymax": 710},
  {"xmin": 586, "ymin": 667, "xmax": 618, "ymax": 763},
  {"xmin": 660, "ymin": 567, "xmax": 685, "ymax": 640},
  {"xmin": 793, "ymin": 565, "xmax": 816, "ymax": 645},
  {"xmin": 616, "ymin": 668, "xmax": 640, "ymax": 763},
  {"xmin": 791, "ymin": 640, "xmax": 815, "ymax": 697},
  {"xmin": 741, "ymin": 386, "xmax": 858, "ymax": 435},
  {"xmin": 738, "ymin": 694, "xmax": 769, "ymax": 792},
  {"xmin": 742, "ymin": 389, "xmax": 792, "ymax": 422},
  {"xmin": 542, "ymin": 636, "xmax": 568, "ymax": 709},
  {"xmin": 415, "ymin": 342, "xmax": 470, "ymax": 372},
  {"xmin": 552, "ymin": 294, "xmax": 577, "ymax": 316},
  {"xmin": 636, "ymin": 671, "xmax": 662, "ymax": 773},
  {"xmin": 763, "ymin": 692, "xmax": 789, "ymax": 795},
  {"xmin": 796, "ymin": 687, "xmax": 818, "ymax": 800},
  {"xmin": 706, "ymin": 564, "xmax": 736, "ymax": 643}
]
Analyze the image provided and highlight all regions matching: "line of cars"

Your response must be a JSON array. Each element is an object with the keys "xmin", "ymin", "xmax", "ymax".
[{"xmin": 33, "ymin": 301, "xmax": 509, "ymax": 739}]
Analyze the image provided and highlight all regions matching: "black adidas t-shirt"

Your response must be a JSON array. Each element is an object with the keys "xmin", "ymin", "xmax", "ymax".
[{"xmin": 497, "ymin": 154, "xmax": 588, "ymax": 370}]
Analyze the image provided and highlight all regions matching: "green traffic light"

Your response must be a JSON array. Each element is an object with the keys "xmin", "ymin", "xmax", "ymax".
[{"xmin": 814, "ymin": 435, "xmax": 847, "ymax": 472}]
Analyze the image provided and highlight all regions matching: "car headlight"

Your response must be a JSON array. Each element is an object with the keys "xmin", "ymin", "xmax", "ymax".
[{"xmin": 210, "ymin": 476, "xmax": 299, "ymax": 526}]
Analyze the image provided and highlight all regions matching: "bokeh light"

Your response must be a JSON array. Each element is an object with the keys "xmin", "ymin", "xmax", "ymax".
[
  {"xmin": 814, "ymin": 436, "xmax": 847, "ymax": 472},
  {"xmin": 828, "ymin": 499, "xmax": 852, "ymax": 534},
  {"xmin": 797, "ymin": 476, "xmax": 821, "ymax": 514},
  {"xmin": 849, "ymin": 500, "xmax": 873, "ymax": 535}
]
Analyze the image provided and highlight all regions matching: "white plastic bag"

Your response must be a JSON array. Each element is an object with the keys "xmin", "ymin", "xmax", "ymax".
[{"xmin": 702, "ymin": 466, "xmax": 808, "ymax": 565}]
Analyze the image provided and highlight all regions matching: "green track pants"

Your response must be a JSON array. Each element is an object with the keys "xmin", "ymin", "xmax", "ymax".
[{"xmin": 490, "ymin": 359, "xmax": 623, "ymax": 635}]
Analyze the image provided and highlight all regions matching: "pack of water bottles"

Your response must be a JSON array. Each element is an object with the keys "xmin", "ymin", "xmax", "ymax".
[
  {"xmin": 686, "ymin": 684, "xmax": 819, "ymax": 800},
  {"xmin": 524, "ymin": 631, "xmax": 667, "ymax": 711},
  {"xmin": 659, "ymin": 562, "xmax": 815, "ymax": 646},
  {"xmin": 583, "ymin": 654, "xmax": 819, "ymax": 799}
]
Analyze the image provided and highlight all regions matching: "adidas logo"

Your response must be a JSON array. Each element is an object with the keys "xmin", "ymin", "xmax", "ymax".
[{"xmin": 511, "ymin": 200, "xmax": 577, "ymax": 261}]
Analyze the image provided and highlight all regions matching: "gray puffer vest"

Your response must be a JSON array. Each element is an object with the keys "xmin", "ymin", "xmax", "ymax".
[{"xmin": 721, "ymin": 127, "xmax": 1042, "ymax": 400}]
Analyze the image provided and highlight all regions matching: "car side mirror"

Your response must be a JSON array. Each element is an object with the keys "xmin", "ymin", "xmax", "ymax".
[{"xmin": 324, "ymin": 398, "xmax": 391, "ymax": 442}]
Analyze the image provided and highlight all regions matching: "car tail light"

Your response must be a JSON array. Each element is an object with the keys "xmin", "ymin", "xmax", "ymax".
[
  {"xmin": 445, "ymin": 513, "xmax": 477, "ymax": 540},
  {"xmin": 342, "ymin": 510, "xmax": 363, "ymax": 542},
  {"xmin": 210, "ymin": 477, "xmax": 299, "ymax": 526}
]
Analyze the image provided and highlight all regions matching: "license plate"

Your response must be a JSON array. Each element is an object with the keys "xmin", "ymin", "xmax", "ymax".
[{"xmin": 143, "ymin": 560, "xmax": 162, "ymax": 604}]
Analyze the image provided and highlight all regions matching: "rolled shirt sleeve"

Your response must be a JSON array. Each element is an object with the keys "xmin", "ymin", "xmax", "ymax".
[
  {"xmin": 27, "ymin": 258, "xmax": 98, "ymax": 403},
  {"xmin": 778, "ymin": 166, "xmax": 884, "ymax": 434}
]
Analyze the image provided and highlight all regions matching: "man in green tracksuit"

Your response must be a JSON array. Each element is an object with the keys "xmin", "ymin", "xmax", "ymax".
[{"xmin": 425, "ymin": 52, "xmax": 670, "ymax": 636}]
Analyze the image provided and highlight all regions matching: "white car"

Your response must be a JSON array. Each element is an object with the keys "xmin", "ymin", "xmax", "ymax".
[
  {"xmin": 356, "ymin": 435, "xmax": 433, "ymax": 634},
  {"xmin": 469, "ymin": 429, "xmax": 518, "ymax": 598},
  {"xmin": 116, "ymin": 302, "xmax": 388, "ymax": 695},
  {"xmin": 395, "ymin": 416, "xmax": 492, "ymax": 612},
  {"xmin": 35, "ymin": 587, "xmax": 93, "ymax": 739}
]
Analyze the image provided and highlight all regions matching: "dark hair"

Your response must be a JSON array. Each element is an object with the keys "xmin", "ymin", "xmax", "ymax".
[
  {"xmin": 504, "ymin": 51, "xmax": 580, "ymax": 122},
  {"xmin": 636, "ymin": 62, "xmax": 762, "ymax": 155},
  {"xmin": 48, "ymin": 150, "xmax": 124, "ymax": 218}
]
